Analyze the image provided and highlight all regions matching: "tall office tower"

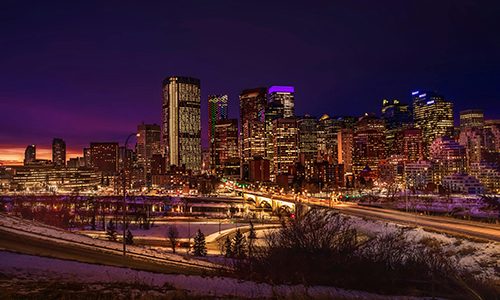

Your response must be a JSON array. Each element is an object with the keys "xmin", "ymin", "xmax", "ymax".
[
  {"xmin": 337, "ymin": 129, "xmax": 353, "ymax": 173},
  {"xmin": 381, "ymin": 99, "xmax": 412, "ymax": 156},
  {"xmin": 458, "ymin": 110, "xmax": 486, "ymax": 170},
  {"xmin": 352, "ymin": 114, "xmax": 386, "ymax": 176},
  {"xmin": 265, "ymin": 101, "xmax": 285, "ymax": 176},
  {"xmin": 137, "ymin": 123, "xmax": 162, "ymax": 179},
  {"xmin": 240, "ymin": 88, "xmax": 267, "ymax": 178},
  {"xmin": 483, "ymin": 120, "xmax": 500, "ymax": 165},
  {"xmin": 214, "ymin": 119, "xmax": 239, "ymax": 177},
  {"xmin": 459, "ymin": 127, "xmax": 484, "ymax": 170},
  {"xmin": 118, "ymin": 146, "xmax": 135, "ymax": 171},
  {"xmin": 272, "ymin": 118, "xmax": 299, "ymax": 179},
  {"xmin": 52, "ymin": 138, "xmax": 66, "ymax": 167},
  {"xmin": 298, "ymin": 115, "xmax": 318, "ymax": 179},
  {"xmin": 161, "ymin": 76, "xmax": 201, "ymax": 172},
  {"xmin": 460, "ymin": 109, "xmax": 484, "ymax": 130},
  {"xmin": 89, "ymin": 142, "xmax": 119, "ymax": 175},
  {"xmin": 429, "ymin": 137, "xmax": 466, "ymax": 184},
  {"xmin": 396, "ymin": 128, "xmax": 424, "ymax": 162},
  {"xmin": 268, "ymin": 86, "xmax": 295, "ymax": 118},
  {"xmin": 24, "ymin": 145, "xmax": 36, "ymax": 165},
  {"xmin": 412, "ymin": 91, "xmax": 454, "ymax": 157},
  {"xmin": 208, "ymin": 94, "xmax": 228, "ymax": 171},
  {"xmin": 83, "ymin": 147, "xmax": 91, "ymax": 167},
  {"xmin": 317, "ymin": 114, "xmax": 341, "ymax": 163}
]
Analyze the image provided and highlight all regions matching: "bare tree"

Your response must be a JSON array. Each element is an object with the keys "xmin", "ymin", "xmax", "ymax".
[{"xmin": 167, "ymin": 225, "xmax": 179, "ymax": 254}]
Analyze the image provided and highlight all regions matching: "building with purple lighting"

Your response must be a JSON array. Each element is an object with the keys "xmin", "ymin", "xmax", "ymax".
[{"xmin": 268, "ymin": 86, "xmax": 295, "ymax": 118}]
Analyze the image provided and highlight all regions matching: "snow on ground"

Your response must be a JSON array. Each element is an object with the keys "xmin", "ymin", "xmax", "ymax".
[
  {"xmin": 0, "ymin": 214, "xmax": 217, "ymax": 269},
  {"xmin": 0, "ymin": 250, "xmax": 427, "ymax": 299},
  {"xmin": 130, "ymin": 221, "xmax": 245, "ymax": 239},
  {"xmin": 344, "ymin": 214, "xmax": 500, "ymax": 280}
]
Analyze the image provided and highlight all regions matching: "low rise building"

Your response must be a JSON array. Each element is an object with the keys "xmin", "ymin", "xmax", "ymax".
[{"xmin": 442, "ymin": 174, "xmax": 484, "ymax": 194}]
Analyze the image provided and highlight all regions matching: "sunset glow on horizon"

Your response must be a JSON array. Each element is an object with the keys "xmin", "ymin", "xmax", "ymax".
[{"xmin": 0, "ymin": 146, "xmax": 81, "ymax": 165}]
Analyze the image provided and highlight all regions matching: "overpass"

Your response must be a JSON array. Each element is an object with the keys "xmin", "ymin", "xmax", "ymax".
[{"xmin": 238, "ymin": 189, "xmax": 500, "ymax": 242}]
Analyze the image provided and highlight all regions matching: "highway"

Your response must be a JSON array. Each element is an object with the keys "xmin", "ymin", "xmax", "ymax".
[
  {"xmin": 241, "ymin": 190, "xmax": 500, "ymax": 242},
  {"xmin": 333, "ymin": 203, "xmax": 500, "ymax": 242}
]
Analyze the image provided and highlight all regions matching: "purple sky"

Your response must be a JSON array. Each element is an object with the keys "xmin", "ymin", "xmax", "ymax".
[{"xmin": 1, "ymin": 0, "xmax": 500, "ymax": 162}]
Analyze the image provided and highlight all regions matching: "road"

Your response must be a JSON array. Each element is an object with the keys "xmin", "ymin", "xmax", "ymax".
[
  {"xmin": 0, "ymin": 227, "xmax": 216, "ymax": 276},
  {"xmin": 333, "ymin": 203, "xmax": 500, "ymax": 242},
  {"xmin": 241, "ymin": 190, "xmax": 500, "ymax": 242}
]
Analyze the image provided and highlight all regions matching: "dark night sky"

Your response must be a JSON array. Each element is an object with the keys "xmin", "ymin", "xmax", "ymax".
[{"xmin": 1, "ymin": 0, "xmax": 499, "ymax": 162}]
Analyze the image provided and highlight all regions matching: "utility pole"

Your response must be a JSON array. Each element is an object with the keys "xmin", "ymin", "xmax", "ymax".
[{"xmin": 123, "ymin": 133, "xmax": 136, "ymax": 256}]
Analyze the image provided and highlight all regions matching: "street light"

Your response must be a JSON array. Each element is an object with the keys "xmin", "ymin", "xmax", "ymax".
[{"xmin": 122, "ymin": 133, "xmax": 137, "ymax": 256}]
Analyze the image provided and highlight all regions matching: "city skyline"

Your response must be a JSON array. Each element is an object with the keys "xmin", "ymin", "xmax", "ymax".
[
  {"xmin": 1, "ymin": 84, "xmax": 498, "ymax": 165},
  {"xmin": 1, "ymin": 1, "xmax": 500, "ymax": 164}
]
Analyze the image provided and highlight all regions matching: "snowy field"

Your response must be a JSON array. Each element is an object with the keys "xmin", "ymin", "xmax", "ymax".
[
  {"xmin": 345, "ymin": 214, "xmax": 500, "ymax": 281},
  {"xmin": 0, "ymin": 250, "xmax": 428, "ymax": 299},
  {"xmin": 130, "ymin": 221, "xmax": 247, "ymax": 239}
]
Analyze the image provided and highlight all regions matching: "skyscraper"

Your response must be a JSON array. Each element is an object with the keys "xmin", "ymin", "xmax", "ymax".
[
  {"xmin": 352, "ymin": 114, "xmax": 386, "ymax": 175},
  {"xmin": 24, "ymin": 145, "xmax": 36, "ymax": 165},
  {"xmin": 268, "ymin": 86, "xmax": 295, "ymax": 118},
  {"xmin": 52, "ymin": 138, "xmax": 66, "ymax": 167},
  {"xmin": 137, "ymin": 123, "xmax": 161, "ymax": 180},
  {"xmin": 298, "ymin": 115, "xmax": 318, "ymax": 179},
  {"xmin": 429, "ymin": 137, "xmax": 466, "ymax": 184},
  {"xmin": 90, "ymin": 142, "xmax": 119, "ymax": 175},
  {"xmin": 264, "ymin": 101, "xmax": 285, "ymax": 176},
  {"xmin": 208, "ymin": 94, "xmax": 228, "ymax": 171},
  {"xmin": 396, "ymin": 128, "xmax": 424, "ymax": 162},
  {"xmin": 272, "ymin": 118, "xmax": 299, "ymax": 179},
  {"xmin": 317, "ymin": 114, "xmax": 341, "ymax": 163},
  {"xmin": 483, "ymin": 120, "xmax": 500, "ymax": 165},
  {"xmin": 240, "ymin": 88, "xmax": 267, "ymax": 179},
  {"xmin": 161, "ymin": 76, "xmax": 201, "ymax": 172},
  {"xmin": 412, "ymin": 91, "xmax": 454, "ymax": 157},
  {"xmin": 460, "ymin": 109, "xmax": 484, "ymax": 130},
  {"xmin": 214, "ymin": 119, "xmax": 239, "ymax": 177},
  {"xmin": 381, "ymin": 99, "xmax": 412, "ymax": 156},
  {"xmin": 337, "ymin": 128, "xmax": 353, "ymax": 173}
]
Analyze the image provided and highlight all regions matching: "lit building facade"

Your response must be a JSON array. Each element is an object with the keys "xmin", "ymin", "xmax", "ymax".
[
  {"xmin": 161, "ymin": 76, "xmax": 201, "ymax": 172},
  {"xmin": 469, "ymin": 162, "xmax": 500, "ymax": 193},
  {"xmin": 381, "ymin": 99, "xmax": 412, "ymax": 156},
  {"xmin": 337, "ymin": 128, "xmax": 353, "ymax": 173},
  {"xmin": 208, "ymin": 94, "xmax": 228, "ymax": 171},
  {"xmin": 136, "ymin": 123, "xmax": 162, "ymax": 180},
  {"xmin": 24, "ymin": 145, "xmax": 36, "ymax": 165},
  {"xmin": 264, "ymin": 101, "xmax": 285, "ymax": 176},
  {"xmin": 298, "ymin": 115, "xmax": 318, "ymax": 179},
  {"xmin": 12, "ymin": 166, "xmax": 100, "ymax": 192},
  {"xmin": 272, "ymin": 118, "xmax": 299, "ymax": 179},
  {"xmin": 442, "ymin": 174, "xmax": 484, "ymax": 194},
  {"xmin": 352, "ymin": 114, "xmax": 386, "ymax": 176},
  {"xmin": 317, "ymin": 114, "xmax": 341, "ymax": 163},
  {"xmin": 268, "ymin": 86, "xmax": 295, "ymax": 118},
  {"xmin": 90, "ymin": 142, "xmax": 119, "ymax": 175},
  {"xmin": 396, "ymin": 128, "xmax": 424, "ymax": 162},
  {"xmin": 404, "ymin": 160, "xmax": 432, "ymax": 190},
  {"xmin": 459, "ymin": 127, "xmax": 484, "ymax": 170},
  {"xmin": 52, "ymin": 138, "xmax": 66, "ymax": 167},
  {"xmin": 429, "ymin": 137, "xmax": 466, "ymax": 184},
  {"xmin": 412, "ymin": 91, "xmax": 454, "ymax": 157},
  {"xmin": 214, "ymin": 119, "xmax": 239, "ymax": 178},
  {"xmin": 459, "ymin": 109, "xmax": 484, "ymax": 130},
  {"xmin": 240, "ymin": 88, "xmax": 267, "ymax": 178},
  {"xmin": 483, "ymin": 120, "xmax": 500, "ymax": 166}
]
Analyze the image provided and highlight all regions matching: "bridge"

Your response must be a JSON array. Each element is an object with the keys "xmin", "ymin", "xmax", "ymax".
[{"xmin": 236, "ymin": 189, "xmax": 500, "ymax": 242}]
